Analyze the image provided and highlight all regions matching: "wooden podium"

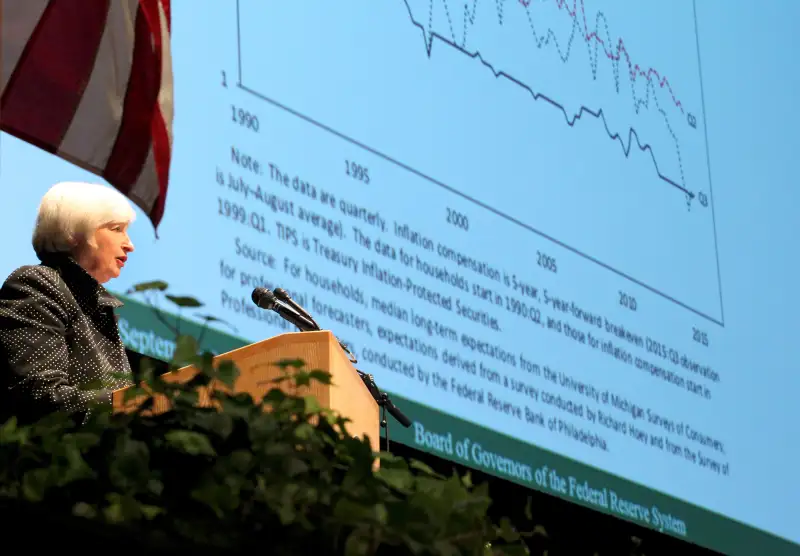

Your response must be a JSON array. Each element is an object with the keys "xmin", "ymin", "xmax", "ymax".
[{"xmin": 112, "ymin": 331, "xmax": 380, "ymax": 455}]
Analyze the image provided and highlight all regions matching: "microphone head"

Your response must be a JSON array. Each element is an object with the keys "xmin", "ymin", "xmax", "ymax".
[
  {"xmin": 273, "ymin": 287, "xmax": 289, "ymax": 301},
  {"xmin": 251, "ymin": 287, "xmax": 276, "ymax": 308}
]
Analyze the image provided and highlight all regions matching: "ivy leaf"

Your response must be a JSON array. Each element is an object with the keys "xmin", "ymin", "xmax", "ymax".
[
  {"xmin": 410, "ymin": 459, "xmax": 442, "ymax": 478},
  {"xmin": 196, "ymin": 313, "xmax": 238, "ymax": 332},
  {"xmin": 103, "ymin": 501, "xmax": 124, "ymax": 524},
  {"xmin": 308, "ymin": 369, "xmax": 332, "ymax": 385},
  {"xmin": 102, "ymin": 493, "xmax": 142, "ymax": 524},
  {"xmin": 343, "ymin": 529, "xmax": 371, "ymax": 556},
  {"xmin": 227, "ymin": 450, "xmax": 253, "ymax": 474},
  {"xmin": 372, "ymin": 503, "xmax": 388, "ymax": 525},
  {"xmin": 59, "ymin": 443, "xmax": 95, "ymax": 485},
  {"xmin": 187, "ymin": 412, "xmax": 234, "ymax": 440},
  {"xmin": 294, "ymin": 370, "xmax": 311, "ymax": 387},
  {"xmin": 172, "ymin": 335, "xmax": 199, "ymax": 366},
  {"xmin": 174, "ymin": 389, "xmax": 200, "ymax": 408},
  {"xmin": 72, "ymin": 502, "xmax": 97, "ymax": 519},
  {"xmin": 109, "ymin": 435, "xmax": 150, "ymax": 490},
  {"xmin": 165, "ymin": 430, "xmax": 216, "ymax": 456},
  {"xmin": 185, "ymin": 371, "xmax": 212, "ymax": 392},
  {"xmin": 219, "ymin": 393, "xmax": 256, "ymax": 419},
  {"xmin": 139, "ymin": 503, "xmax": 163, "ymax": 521},
  {"xmin": 275, "ymin": 358, "xmax": 305, "ymax": 370},
  {"xmin": 63, "ymin": 431, "xmax": 101, "ymax": 450},
  {"xmin": 22, "ymin": 469, "xmax": 50, "ymax": 502},
  {"xmin": 376, "ymin": 452, "xmax": 407, "ymax": 469},
  {"xmin": 263, "ymin": 388, "xmax": 287, "ymax": 405},
  {"xmin": 123, "ymin": 385, "xmax": 150, "ymax": 404},
  {"xmin": 496, "ymin": 517, "xmax": 520, "ymax": 542},
  {"xmin": 294, "ymin": 422, "xmax": 316, "ymax": 441},
  {"xmin": 191, "ymin": 481, "xmax": 231, "ymax": 519},
  {"xmin": 148, "ymin": 479, "xmax": 164, "ymax": 496},
  {"xmin": 0, "ymin": 416, "xmax": 27, "ymax": 445},
  {"xmin": 214, "ymin": 360, "xmax": 239, "ymax": 389},
  {"xmin": 264, "ymin": 443, "xmax": 292, "ymax": 457},
  {"xmin": 166, "ymin": 294, "xmax": 203, "ymax": 308},
  {"xmin": 132, "ymin": 396, "xmax": 155, "ymax": 416},
  {"xmin": 127, "ymin": 280, "xmax": 168, "ymax": 293},
  {"xmin": 493, "ymin": 545, "xmax": 529, "ymax": 556},
  {"xmin": 376, "ymin": 467, "xmax": 413, "ymax": 493},
  {"xmin": 303, "ymin": 395, "xmax": 322, "ymax": 415},
  {"xmin": 285, "ymin": 457, "xmax": 309, "ymax": 477}
]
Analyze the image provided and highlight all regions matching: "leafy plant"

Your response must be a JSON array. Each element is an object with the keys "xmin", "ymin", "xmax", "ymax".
[{"xmin": 0, "ymin": 282, "xmax": 539, "ymax": 555}]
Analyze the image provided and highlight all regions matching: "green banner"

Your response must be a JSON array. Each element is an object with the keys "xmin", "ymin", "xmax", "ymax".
[{"xmin": 114, "ymin": 293, "xmax": 798, "ymax": 556}]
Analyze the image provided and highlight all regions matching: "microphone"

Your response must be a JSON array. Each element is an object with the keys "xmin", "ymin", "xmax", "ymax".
[
  {"xmin": 273, "ymin": 288, "xmax": 320, "ymax": 330},
  {"xmin": 251, "ymin": 287, "xmax": 316, "ymax": 331}
]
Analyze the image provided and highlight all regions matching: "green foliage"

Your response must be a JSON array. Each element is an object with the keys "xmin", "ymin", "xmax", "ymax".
[{"xmin": 0, "ymin": 283, "xmax": 538, "ymax": 555}]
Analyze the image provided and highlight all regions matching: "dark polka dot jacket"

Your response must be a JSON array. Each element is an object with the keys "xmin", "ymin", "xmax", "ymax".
[{"xmin": 0, "ymin": 253, "xmax": 133, "ymax": 424}]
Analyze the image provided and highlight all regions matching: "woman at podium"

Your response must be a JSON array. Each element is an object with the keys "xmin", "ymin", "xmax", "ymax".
[{"xmin": 0, "ymin": 182, "xmax": 137, "ymax": 425}]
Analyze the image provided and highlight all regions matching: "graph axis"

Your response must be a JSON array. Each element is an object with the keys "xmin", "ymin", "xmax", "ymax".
[
  {"xmin": 692, "ymin": 0, "xmax": 725, "ymax": 325},
  {"xmin": 232, "ymin": 0, "xmax": 724, "ymax": 328}
]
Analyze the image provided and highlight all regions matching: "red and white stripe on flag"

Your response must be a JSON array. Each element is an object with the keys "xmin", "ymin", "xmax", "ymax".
[{"xmin": 1, "ymin": 0, "xmax": 173, "ymax": 229}]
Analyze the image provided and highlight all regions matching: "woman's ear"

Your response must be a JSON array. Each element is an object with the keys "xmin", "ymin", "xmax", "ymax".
[
  {"xmin": 68, "ymin": 231, "xmax": 90, "ymax": 259},
  {"xmin": 71, "ymin": 227, "xmax": 95, "ymax": 251}
]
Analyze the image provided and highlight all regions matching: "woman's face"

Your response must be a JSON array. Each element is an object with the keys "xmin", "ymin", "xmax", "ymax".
[{"xmin": 76, "ymin": 222, "xmax": 135, "ymax": 283}]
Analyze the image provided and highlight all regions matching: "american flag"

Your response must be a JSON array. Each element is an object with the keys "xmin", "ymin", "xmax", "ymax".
[{"xmin": 1, "ymin": 0, "xmax": 173, "ymax": 229}]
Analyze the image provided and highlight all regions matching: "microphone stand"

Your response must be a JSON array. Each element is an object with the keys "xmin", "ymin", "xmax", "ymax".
[
  {"xmin": 356, "ymin": 369, "xmax": 411, "ymax": 454},
  {"xmin": 322, "ymin": 335, "xmax": 413, "ymax": 451},
  {"xmin": 260, "ymin": 287, "xmax": 412, "ymax": 452}
]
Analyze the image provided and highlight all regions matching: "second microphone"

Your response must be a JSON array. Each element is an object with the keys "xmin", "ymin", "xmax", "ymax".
[{"xmin": 251, "ymin": 287, "xmax": 318, "ymax": 332}]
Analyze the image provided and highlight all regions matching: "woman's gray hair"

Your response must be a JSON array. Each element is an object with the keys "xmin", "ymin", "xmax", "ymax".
[{"xmin": 32, "ymin": 181, "xmax": 136, "ymax": 256}]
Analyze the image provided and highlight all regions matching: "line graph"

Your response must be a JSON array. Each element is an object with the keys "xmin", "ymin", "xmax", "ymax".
[
  {"xmin": 233, "ymin": 0, "xmax": 723, "ymax": 325},
  {"xmin": 407, "ymin": 0, "xmax": 693, "ymax": 197},
  {"xmin": 519, "ymin": 0, "xmax": 685, "ymax": 113}
]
